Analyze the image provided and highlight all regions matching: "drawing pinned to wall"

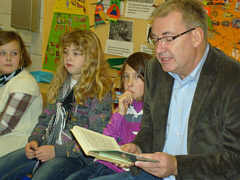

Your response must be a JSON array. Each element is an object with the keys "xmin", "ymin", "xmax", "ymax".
[
  {"xmin": 107, "ymin": 0, "xmax": 121, "ymax": 22},
  {"xmin": 54, "ymin": 0, "xmax": 86, "ymax": 15},
  {"xmin": 94, "ymin": 0, "xmax": 107, "ymax": 26},
  {"xmin": 91, "ymin": 0, "xmax": 124, "ymax": 27},
  {"xmin": 43, "ymin": 13, "xmax": 89, "ymax": 71}
]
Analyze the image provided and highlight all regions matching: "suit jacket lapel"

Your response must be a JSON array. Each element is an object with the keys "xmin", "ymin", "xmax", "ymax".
[
  {"xmin": 158, "ymin": 66, "xmax": 174, "ymax": 151},
  {"xmin": 187, "ymin": 45, "xmax": 218, "ymax": 148}
]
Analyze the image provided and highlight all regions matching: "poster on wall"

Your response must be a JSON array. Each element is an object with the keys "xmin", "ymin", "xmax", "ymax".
[
  {"xmin": 204, "ymin": 0, "xmax": 240, "ymax": 61},
  {"xmin": 42, "ymin": 13, "xmax": 89, "ymax": 71},
  {"xmin": 54, "ymin": 0, "xmax": 86, "ymax": 15},
  {"xmin": 105, "ymin": 19, "xmax": 134, "ymax": 57},
  {"xmin": 125, "ymin": 0, "xmax": 155, "ymax": 19}
]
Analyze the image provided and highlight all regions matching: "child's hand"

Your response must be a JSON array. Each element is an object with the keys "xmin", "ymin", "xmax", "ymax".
[
  {"xmin": 118, "ymin": 91, "xmax": 133, "ymax": 115},
  {"xmin": 35, "ymin": 145, "xmax": 55, "ymax": 162},
  {"xmin": 25, "ymin": 141, "xmax": 38, "ymax": 159}
]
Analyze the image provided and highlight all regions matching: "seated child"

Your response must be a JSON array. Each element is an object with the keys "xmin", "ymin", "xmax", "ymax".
[
  {"xmin": 65, "ymin": 52, "xmax": 152, "ymax": 180},
  {"xmin": 0, "ymin": 31, "xmax": 42, "ymax": 157},
  {"xmin": 0, "ymin": 29, "xmax": 113, "ymax": 180}
]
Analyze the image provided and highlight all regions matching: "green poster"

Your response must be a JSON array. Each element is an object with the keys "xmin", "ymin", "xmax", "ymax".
[{"xmin": 43, "ymin": 12, "xmax": 89, "ymax": 71}]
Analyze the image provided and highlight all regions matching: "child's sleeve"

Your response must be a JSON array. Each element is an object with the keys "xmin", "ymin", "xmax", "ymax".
[
  {"xmin": 54, "ymin": 93, "xmax": 113, "ymax": 158},
  {"xmin": 28, "ymin": 104, "xmax": 56, "ymax": 144},
  {"xmin": 103, "ymin": 112, "xmax": 125, "ymax": 143},
  {"xmin": 0, "ymin": 93, "xmax": 32, "ymax": 135}
]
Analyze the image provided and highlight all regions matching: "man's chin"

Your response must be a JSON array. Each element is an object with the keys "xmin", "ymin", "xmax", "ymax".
[{"xmin": 161, "ymin": 65, "xmax": 173, "ymax": 73}]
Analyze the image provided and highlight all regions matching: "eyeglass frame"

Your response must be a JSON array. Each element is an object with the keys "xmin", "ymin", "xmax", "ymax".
[{"xmin": 147, "ymin": 27, "xmax": 196, "ymax": 45}]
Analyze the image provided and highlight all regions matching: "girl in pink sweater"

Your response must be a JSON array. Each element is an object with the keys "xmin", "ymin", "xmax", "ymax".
[{"xmin": 65, "ymin": 52, "xmax": 152, "ymax": 180}]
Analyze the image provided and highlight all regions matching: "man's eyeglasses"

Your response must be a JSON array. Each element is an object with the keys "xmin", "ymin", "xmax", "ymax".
[{"xmin": 147, "ymin": 27, "xmax": 196, "ymax": 46}]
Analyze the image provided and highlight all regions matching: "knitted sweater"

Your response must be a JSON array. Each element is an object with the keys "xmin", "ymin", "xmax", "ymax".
[
  {"xmin": 28, "ymin": 89, "xmax": 112, "ymax": 160},
  {"xmin": 99, "ymin": 100, "xmax": 143, "ymax": 172},
  {"xmin": 0, "ymin": 70, "xmax": 42, "ymax": 156}
]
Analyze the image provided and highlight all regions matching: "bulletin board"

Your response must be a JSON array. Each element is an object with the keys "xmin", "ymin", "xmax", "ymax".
[
  {"xmin": 42, "ymin": 0, "xmax": 90, "ymax": 71},
  {"xmin": 42, "ymin": 13, "xmax": 89, "ymax": 71},
  {"xmin": 42, "ymin": 0, "xmax": 240, "ymax": 72},
  {"xmin": 42, "ymin": 0, "xmax": 161, "ymax": 72},
  {"xmin": 206, "ymin": 0, "xmax": 240, "ymax": 61}
]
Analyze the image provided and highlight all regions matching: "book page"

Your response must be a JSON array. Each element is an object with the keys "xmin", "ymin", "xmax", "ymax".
[
  {"xmin": 71, "ymin": 126, "xmax": 159, "ymax": 165},
  {"xmin": 71, "ymin": 126, "xmax": 121, "ymax": 153}
]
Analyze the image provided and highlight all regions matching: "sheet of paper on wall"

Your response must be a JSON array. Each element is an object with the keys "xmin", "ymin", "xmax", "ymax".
[
  {"xmin": 105, "ymin": 39, "xmax": 133, "ymax": 57},
  {"xmin": 125, "ymin": 0, "xmax": 154, "ymax": 20},
  {"xmin": 105, "ymin": 19, "xmax": 134, "ymax": 57},
  {"xmin": 140, "ymin": 44, "xmax": 154, "ymax": 55}
]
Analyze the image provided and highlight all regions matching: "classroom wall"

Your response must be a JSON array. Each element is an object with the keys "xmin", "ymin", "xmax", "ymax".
[
  {"xmin": 42, "ymin": 0, "xmax": 163, "ymax": 72},
  {"xmin": 42, "ymin": 0, "xmax": 240, "ymax": 73},
  {"xmin": 0, "ymin": 0, "xmax": 44, "ymax": 72}
]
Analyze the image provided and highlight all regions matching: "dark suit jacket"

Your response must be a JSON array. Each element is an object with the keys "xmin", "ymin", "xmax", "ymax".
[{"xmin": 133, "ymin": 45, "xmax": 240, "ymax": 180}]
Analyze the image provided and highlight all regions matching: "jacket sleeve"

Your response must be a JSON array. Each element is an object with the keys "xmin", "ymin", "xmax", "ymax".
[
  {"xmin": 103, "ymin": 112, "xmax": 125, "ymax": 143},
  {"xmin": 175, "ymin": 78, "xmax": 240, "ymax": 180},
  {"xmin": 28, "ymin": 103, "xmax": 56, "ymax": 144}
]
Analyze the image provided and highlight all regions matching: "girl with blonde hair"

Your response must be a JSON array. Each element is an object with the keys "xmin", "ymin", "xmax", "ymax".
[{"xmin": 0, "ymin": 30, "xmax": 113, "ymax": 180}]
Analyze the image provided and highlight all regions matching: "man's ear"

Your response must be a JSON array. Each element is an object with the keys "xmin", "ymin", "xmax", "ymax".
[{"xmin": 191, "ymin": 27, "xmax": 204, "ymax": 47}]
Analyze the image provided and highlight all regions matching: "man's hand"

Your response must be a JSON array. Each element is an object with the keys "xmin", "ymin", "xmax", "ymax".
[
  {"xmin": 25, "ymin": 141, "xmax": 38, "ymax": 159},
  {"xmin": 35, "ymin": 145, "xmax": 55, "ymax": 162},
  {"xmin": 135, "ymin": 152, "xmax": 178, "ymax": 178}
]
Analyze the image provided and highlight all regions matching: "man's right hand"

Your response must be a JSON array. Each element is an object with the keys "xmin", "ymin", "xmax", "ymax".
[{"xmin": 25, "ymin": 140, "xmax": 39, "ymax": 159}]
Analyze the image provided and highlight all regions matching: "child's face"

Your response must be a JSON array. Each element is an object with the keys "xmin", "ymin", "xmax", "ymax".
[
  {"xmin": 63, "ymin": 44, "xmax": 85, "ymax": 80},
  {"xmin": 0, "ymin": 40, "xmax": 21, "ymax": 75},
  {"xmin": 123, "ymin": 64, "xmax": 144, "ymax": 101}
]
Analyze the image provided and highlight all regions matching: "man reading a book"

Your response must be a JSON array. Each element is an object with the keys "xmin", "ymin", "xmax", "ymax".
[{"xmin": 88, "ymin": 0, "xmax": 240, "ymax": 180}]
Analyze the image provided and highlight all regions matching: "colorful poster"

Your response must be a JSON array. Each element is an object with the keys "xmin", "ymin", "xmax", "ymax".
[
  {"xmin": 42, "ymin": 13, "xmax": 89, "ymax": 71},
  {"xmin": 205, "ymin": 0, "xmax": 240, "ymax": 61},
  {"xmin": 54, "ymin": 0, "xmax": 86, "ymax": 15}
]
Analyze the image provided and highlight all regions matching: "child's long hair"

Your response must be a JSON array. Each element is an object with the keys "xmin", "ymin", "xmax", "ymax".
[
  {"xmin": 0, "ymin": 31, "xmax": 31, "ymax": 68},
  {"xmin": 48, "ymin": 30, "xmax": 113, "ymax": 105},
  {"xmin": 120, "ymin": 52, "xmax": 152, "ymax": 92}
]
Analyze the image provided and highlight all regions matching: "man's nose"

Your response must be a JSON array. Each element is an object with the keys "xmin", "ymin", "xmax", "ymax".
[{"xmin": 155, "ymin": 40, "xmax": 167, "ymax": 51}]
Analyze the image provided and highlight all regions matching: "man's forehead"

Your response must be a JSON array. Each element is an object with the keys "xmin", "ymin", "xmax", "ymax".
[{"xmin": 152, "ymin": 13, "xmax": 184, "ymax": 35}]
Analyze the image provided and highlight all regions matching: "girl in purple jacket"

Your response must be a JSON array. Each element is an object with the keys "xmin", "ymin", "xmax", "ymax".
[{"xmin": 65, "ymin": 52, "xmax": 152, "ymax": 180}]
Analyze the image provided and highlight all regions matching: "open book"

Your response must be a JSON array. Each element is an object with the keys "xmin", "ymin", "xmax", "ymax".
[{"xmin": 71, "ymin": 126, "xmax": 158, "ymax": 166}]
